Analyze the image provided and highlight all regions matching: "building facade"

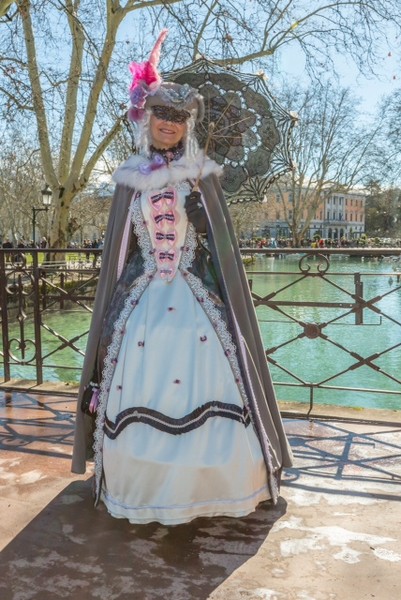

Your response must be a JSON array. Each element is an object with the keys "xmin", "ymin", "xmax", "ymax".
[{"xmin": 262, "ymin": 188, "xmax": 366, "ymax": 242}]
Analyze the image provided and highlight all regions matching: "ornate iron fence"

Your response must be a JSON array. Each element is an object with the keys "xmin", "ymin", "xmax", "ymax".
[
  {"xmin": 243, "ymin": 247, "xmax": 401, "ymax": 413},
  {"xmin": 0, "ymin": 248, "xmax": 101, "ymax": 389},
  {"xmin": 1, "ymin": 247, "xmax": 401, "ymax": 414}
]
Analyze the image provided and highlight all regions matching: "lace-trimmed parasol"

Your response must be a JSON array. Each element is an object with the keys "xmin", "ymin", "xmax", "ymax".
[{"xmin": 166, "ymin": 58, "xmax": 298, "ymax": 204}]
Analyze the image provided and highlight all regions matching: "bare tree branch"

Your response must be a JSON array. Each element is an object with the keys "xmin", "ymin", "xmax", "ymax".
[
  {"xmin": 0, "ymin": 0, "xmax": 14, "ymax": 18},
  {"xmin": 58, "ymin": 0, "xmax": 86, "ymax": 182},
  {"xmin": 18, "ymin": 0, "xmax": 58, "ymax": 189},
  {"xmin": 2, "ymin": 0, "xmax": 401, "ymax": 247},
  {"xmin": 272, "ymin": 80, "xmax": 382, "ymax": 244},
  {"xmin": 79, "ymin": 116, "xmax": 123, "ymax": 187}
]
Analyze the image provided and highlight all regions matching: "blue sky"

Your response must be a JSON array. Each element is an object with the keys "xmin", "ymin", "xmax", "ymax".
[
  {"xmin": 119, "ymin": 9, "xmax": 400, "ymax": 121},
  {"xmin": 277, "ymin": 40, "xmax": 400, "ymax": 119}
]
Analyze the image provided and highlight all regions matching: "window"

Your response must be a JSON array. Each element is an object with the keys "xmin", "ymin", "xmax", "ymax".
[
  {"xmin": 327, "ymin": 211, "xmax": 330, "ymax": 219},
  {"xmin": 288, "ymin": 193, "xmax": 293, "ymax": 203},
  {"xmin": 350, "ymin": 213, "xmax": 353, "ymax": 221},
  {"xmin": 276, "ymin": 194, "xmax": 281, "ymax": 203},
  {"xmin": 276, "ymin": 211, "xmax": 280, "ymax": 220},
  {"xmin": 288, "ymin": 210, "xmax": 293, "ymax": 219}
]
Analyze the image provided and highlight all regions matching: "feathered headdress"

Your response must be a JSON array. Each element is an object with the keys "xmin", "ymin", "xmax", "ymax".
[
  {"xmin": 128, "ymin": 29, "xmax": 168, "ymax": 122},
  {"xmin": 127, "ymin": 30, "xmax": 204, "ymax": 158}
]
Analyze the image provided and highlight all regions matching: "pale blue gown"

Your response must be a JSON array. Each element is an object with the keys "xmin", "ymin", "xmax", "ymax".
[{"xmin": 100, "ymin": 183, "xmax": 269, "ymax": 524}]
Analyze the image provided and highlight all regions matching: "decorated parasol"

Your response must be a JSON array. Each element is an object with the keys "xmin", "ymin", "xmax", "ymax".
[{"xmin": 166, "ymin": 57, "xmax": 298, "ymax": 204}]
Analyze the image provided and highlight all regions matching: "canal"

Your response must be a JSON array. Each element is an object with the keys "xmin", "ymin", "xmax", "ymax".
[
  {"xmin": 1, "ymin": 252, "xmax": 401, "ymax": 411},
  {"xmin": 247, "ymin": 253, "xmax": 401, "ymax": 409}
]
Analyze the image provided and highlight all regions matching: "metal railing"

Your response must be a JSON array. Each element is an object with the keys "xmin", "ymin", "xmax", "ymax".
[
  {"xmin": 242, "ymin": 247, "xmax": 401, "ymax": 413},
  {"xmin": 1, "ymin": 247, "xmax": 401, "ymax": 415},
  {"xmin": 0, "ymin": 248, "xmax": 101, "ymax": 388}
]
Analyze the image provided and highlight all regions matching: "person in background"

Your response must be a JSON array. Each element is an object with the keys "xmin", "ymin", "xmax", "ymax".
[{"xmin": 2, "ymin": 238, "xmax": 14, "ymax": 263}]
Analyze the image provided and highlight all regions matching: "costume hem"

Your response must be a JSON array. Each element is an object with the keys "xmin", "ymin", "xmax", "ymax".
[{"xmin": 100, "ymin": 485, "xmax": 271, "ymax": 525}]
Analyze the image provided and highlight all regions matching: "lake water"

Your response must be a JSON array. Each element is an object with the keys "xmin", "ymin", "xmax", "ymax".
[
  {"xmin": 247, "ymin": 254, "xmax": 401, "ymax": 410},
  {"xmin": 2, "ymin": 254, "xmax": 401, "ymax": 410}
]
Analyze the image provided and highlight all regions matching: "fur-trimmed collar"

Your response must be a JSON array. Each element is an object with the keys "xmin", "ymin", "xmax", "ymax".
[{"xmin": 112, "ymin": 150, "xmax": 222, "ymax": 191}]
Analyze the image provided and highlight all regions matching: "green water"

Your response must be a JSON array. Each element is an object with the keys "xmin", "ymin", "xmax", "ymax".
[
  {"xmin": 2, "ymin": 311, "xmax": 92, "ymax": 385},
  {"xmin": 247, "ymin": 254, "xmax": 401, "ymax": 410},
  {"xmin": 2, "ymin": 254, "xmax": 401, "ymax": 410}
]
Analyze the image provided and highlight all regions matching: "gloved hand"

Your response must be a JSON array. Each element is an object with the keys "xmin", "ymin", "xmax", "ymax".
[{"xmin": 185, "ymin": 190, "xmax": 207, "ymax": 234}]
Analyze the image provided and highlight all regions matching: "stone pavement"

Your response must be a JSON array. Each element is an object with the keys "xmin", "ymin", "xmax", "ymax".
[{"xmin": 0, "ymin": 391, "xmax": 400, "ymax": 600}]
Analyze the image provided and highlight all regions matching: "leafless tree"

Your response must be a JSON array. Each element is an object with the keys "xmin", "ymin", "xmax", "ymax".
[
  {"xmin": 69, "ymin": 190, "xmax": 112, "ymax": 244},
  {"xmin": 365, "ymin": 181, "xmax": 401, "ymax": 236},
  {"xmin": 1, "ymin": 1, "xmax": 401, "ymax": 245},
  {"xmin": 156, "ymin": 1, "xmax": 401, "ymax": 76},
  {"xmin": 372, "ymin": 90, "xmax": 401, "ymax": 185},
  {"xmin": 271, "ymin": 81, "xmax": 383, "ymax": 245},
  {"xmin": 0, "ymin": 130, "xmax": 45, "ymax": 243},
  {"xmin": 229, "ymin": 201, "xmax": 270, "ymax": 242}
]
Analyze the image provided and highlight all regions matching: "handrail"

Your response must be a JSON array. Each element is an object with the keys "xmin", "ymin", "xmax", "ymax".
[{"xmin": 1, "ymin": 247, "xmax": 401, "ymax": 416}]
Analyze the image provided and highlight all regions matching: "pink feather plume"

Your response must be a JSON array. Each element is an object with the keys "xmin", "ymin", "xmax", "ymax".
[
  {"xmin": 149, "ymin": 28, "xmax": 169, "ymax": 71},
  {"xmin": 129, "ymin": 28, "xmax": 169, "ymax": 92}
]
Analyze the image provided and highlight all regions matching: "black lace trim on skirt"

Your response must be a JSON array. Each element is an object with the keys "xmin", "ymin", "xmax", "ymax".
[{"xmin": 104, "ymin": 401, "xmax": 250, "ymax": 438}]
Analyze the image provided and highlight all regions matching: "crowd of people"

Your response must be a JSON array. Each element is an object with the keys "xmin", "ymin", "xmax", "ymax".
[
  {"xmin": 1, "ymin": 236, "xmax": 105, "ymax": 267},
  {"xmin": 239, "ymin": 236, "xmax": 401, "ymax": 249},
  {"xmin": 1, "ymin": 237, "xmax": 105, "ymax": 251},
  {"xmin": 2, "ymin": 234, "xmax": 401, "ymax": 259},
  {"xmin": 1, "ymin": 236, "xmax": 48, "ymax": 250},
  {"xmin": 66, "ymin": 238, "xmax": 104, "ymax": 249},
  {"xmin": 1, "ymin": 236, "xmax": 49, "ymax": 263}
]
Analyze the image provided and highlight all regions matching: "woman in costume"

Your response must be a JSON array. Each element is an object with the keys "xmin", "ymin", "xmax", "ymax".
[{"xmin": 72, "ymin": 30, "xmax": 293, "ymax": 525}]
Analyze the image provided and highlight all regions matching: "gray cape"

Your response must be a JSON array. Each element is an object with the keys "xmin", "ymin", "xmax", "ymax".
[{"xmin": 71, "ymin": 152, "xmax": 293, "ymax": 502}]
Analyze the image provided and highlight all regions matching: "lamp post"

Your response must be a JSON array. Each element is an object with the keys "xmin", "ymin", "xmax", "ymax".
[{"xmin": 32, "ymin": 184, "xmax": 52, "ymax": 246}]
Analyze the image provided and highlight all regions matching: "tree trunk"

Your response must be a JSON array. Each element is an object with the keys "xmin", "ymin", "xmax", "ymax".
[{"xmin": 49, "ymin": 187, "xmax": 73, "ymax": 248}]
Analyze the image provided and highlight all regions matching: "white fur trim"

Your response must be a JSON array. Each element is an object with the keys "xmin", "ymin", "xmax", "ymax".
[{"xmin": 112, "ymin": 151, "xmax": 222, "ymax": 192}]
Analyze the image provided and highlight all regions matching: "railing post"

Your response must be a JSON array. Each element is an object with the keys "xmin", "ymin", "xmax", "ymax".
[
  {"xmin": 41, "ymin": 275, "xmax": 47, "ymax": 310},
  {"xmin": 307, "ymin": 385, "xmax": 314, "ymax": 417},
  {"xmin": 60, "ymin": 272, "xmax": 65, "ymax": 310},
  {"xmin": 354, "ymin": 273, "xmax": 364, "ymax": 325},
  {"xmin": 0, "ymin": 251, "xmax": 11, "ymax": 382},
  {"xmin": 32, "ymin": 251, "xmax": 44, "ymax": 385}
]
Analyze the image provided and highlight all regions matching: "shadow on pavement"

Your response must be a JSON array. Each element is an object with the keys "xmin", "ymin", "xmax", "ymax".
[{"xmin": 0, "ymin": 478, "xmax": 287, "ymax": 600}]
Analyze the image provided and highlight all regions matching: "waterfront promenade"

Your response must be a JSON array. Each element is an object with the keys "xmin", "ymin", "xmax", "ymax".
[{"xmin": 0, "ymin": 389, "xmax": 400, "ymax": 599}]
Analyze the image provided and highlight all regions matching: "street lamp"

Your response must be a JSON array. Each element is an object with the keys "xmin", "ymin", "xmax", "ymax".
[{"xmin": 32, "ymin": 184, "xmax": 52, "ymax": 246}]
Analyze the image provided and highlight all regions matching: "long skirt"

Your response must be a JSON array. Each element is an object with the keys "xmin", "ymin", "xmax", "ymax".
[{"xmin": 100, "ymin": 271, "xmax": 270, "ymax": 524}]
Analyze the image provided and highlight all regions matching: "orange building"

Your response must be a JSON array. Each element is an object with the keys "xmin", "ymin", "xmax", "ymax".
[{"xmin": 261, "ymin": 188, "xmax": 366, "ymax": 241}]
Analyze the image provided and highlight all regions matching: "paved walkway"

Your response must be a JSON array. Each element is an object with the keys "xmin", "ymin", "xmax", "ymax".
[{"xmin": 0, "ymin": 392, "xmax": 400, "ymax": 600}]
